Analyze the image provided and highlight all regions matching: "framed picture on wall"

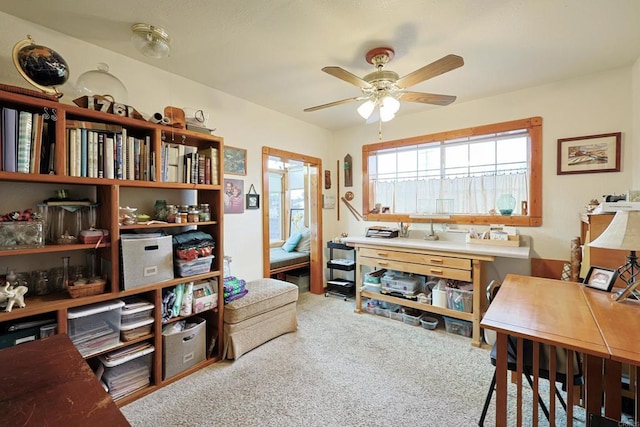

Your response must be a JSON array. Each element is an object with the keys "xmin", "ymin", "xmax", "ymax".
[
  {"xmin": 224, "ymin": 146, "xmax": 247, "ymax": 176},
  {"xmin": 557, "ymin": 132, "xmax": 621, "ymax": 175},
  {"xmin": 224, "ymin": 178, "xmax": 244, "ymax": 214}
]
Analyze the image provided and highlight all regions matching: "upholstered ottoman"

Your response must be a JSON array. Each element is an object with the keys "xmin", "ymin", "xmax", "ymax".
[{"xmin": 222, "ymin": 278, "xmax": 298, "ymax": 360}]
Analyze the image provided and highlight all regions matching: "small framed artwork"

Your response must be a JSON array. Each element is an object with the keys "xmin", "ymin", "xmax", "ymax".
[
  {"xmin": 245, "ymin": 184, "xmax": 260, "ymax": 210},
  {"xmin": 224, "ymin": 146, "xmax": 247, "ymax": 176},
  {"xmin": 583, "ymin": 266, "xmax": 618, "ymax": 292},
  {"xmin": 557, "ymin": 132, "xmax": 621, "ymax": 175},
  {"xmin": 224, "ymin": 178, "xmax": 244, "ymax": 214}
]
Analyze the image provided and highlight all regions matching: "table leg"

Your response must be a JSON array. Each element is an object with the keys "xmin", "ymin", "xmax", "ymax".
[{"xmin": 496, "ymin": 332, "xmax": 508, "ymax": 426}]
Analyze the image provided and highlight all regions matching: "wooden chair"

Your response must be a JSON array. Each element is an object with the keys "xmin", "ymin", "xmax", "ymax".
[{"xmin": 478, "ymin": 281, "xmax": 584, "ymax": 426}]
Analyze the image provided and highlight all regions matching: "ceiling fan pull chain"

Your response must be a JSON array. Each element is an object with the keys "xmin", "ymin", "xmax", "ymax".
[{"xmin": 378, "ymin": 117, "xmax": 383, "ymax": 141}]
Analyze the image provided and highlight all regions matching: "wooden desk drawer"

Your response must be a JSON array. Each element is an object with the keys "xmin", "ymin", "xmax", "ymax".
[
  {"xmin": 359, "ymin": 256, "xmax": 472, "ymax": 282},
  {"xmin": 358, "ymin": 247, "xmax": 471, "ymax": 270}
]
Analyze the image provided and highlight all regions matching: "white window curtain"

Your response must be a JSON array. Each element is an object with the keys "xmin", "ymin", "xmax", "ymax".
[{"xmin": 375, "ymin": 172, "xmax": 528, "ymax": 214}]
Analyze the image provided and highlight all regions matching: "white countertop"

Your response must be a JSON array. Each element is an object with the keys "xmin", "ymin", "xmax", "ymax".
[{"xmin": 341, "ymin": 235, "xmax": 531, "ymax": 259}]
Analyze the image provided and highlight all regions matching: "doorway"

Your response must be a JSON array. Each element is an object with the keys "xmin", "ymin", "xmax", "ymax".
[{"xmin": 262, "ymin": 147, "xmax": 323, "ymax": 294}]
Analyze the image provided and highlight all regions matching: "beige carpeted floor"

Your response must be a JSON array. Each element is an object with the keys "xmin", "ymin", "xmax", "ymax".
[{"xmin": 121, "ymin": 292, "xmax": 589, "ymax": 426}]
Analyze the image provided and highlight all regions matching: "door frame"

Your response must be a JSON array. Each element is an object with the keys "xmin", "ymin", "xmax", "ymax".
[{"xmin": 262, "ymin": 147, "xmax": 323, "ymax": 294}]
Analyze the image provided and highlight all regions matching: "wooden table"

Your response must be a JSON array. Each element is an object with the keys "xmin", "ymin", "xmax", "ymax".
[
  {"xmin": 481, "ymin": 274, "xmax": 640, "ymax": 426},
  {"xmin": 0, "ymin": 334, "xmax": 130, "ymax": 427}
]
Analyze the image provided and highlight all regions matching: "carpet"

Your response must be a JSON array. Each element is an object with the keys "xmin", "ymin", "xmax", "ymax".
[{"xmin": 121, "ymin": 292, "xmax": 589, "ymax": 426}]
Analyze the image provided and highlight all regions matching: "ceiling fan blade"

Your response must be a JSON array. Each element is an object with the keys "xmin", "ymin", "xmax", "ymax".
[
  {"xmin": 303, "ymin": 97, "xmax": 361, "ymax": 112},
  {"xmin": 396, "ymin": 54, "xmax": 464, "ymax": 89},
  {"xmin": 322, "ymin": 66, "xmax": 372, "ymax": 89},
  {"xmin": 399, "ymin": 91, "xmax": 457, "ymax": 106}
]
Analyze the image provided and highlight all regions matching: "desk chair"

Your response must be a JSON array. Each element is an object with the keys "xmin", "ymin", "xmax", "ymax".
[{"xmin": 478, "ymin": 281, "xmax": 584, "ymax": 426}]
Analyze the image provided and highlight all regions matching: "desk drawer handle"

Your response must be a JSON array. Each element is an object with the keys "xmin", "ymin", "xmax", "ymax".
[
  {"xmin": 429, "ymin": 258, "xmax": 444, "ymax": 264},
  {"xmin": 377, "ymin": 261, "xmax": 389, "ymax": 267},
  {"xmin": 429, "ymin": 268, "xmax": 444, "ymax": 274},
  {"xmin": 376, "ymin": 252, "xmax": 389, "ymax": 257}
]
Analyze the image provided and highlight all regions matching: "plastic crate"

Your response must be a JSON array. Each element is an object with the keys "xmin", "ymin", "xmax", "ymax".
[
  {"xmin": 420, "ymin": 316, "xmax": 439, "ymax": 330},
  {"xmin": 402, "ymin": 312, "xmax": 421, "ymax": 326},
  {"xmin": 375, "ymin": 307, "xmax": 390, "ymax": 317},
  {"xmin": 390, "ymin": 311, "xmax": 403, "ymax": 321},
  {"xmin": 120, "ymin": 317, "xmax": 154, "ymax": 341},
  {"xmin": 446, "ymin": 284, "xmax": 473, "ymax": 313},
  {"xmin": 121, "ymin": 298, "xmax": 154, "ymax": 326},
  {"xmin": 67, "ymin": 300, "xmax": 124, "ymax": 357},
  {"xmin": 443, "ymin": 316, "xmax": 473, "ymax": 337},
  {"xmin": 175, "ymin": 255, "xmax": 214, "ymax": 277}
]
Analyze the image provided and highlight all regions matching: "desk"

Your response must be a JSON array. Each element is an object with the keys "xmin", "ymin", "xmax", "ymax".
[
  {"xmin": 481, "ymin": 274, "xmax": 640, "ymax": 426},
  {"xmin": 342, "ymin": 236, "xmax": 530, "ymax": 347},
  {"xmin": 0, "ymin": 334, "xmax": 130, "ymax": 427}
]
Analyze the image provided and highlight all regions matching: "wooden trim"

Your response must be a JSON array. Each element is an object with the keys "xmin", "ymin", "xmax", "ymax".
[
  {"xmin": 262, "ymin": 147, "xmax": 324, "ymax": 294},
  {"xmin": 362, "ymin": 116, "xmax": 543, "ymax": 227}
]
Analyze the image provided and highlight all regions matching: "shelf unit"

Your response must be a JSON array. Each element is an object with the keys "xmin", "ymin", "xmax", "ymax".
[
  {"xmin": 325, "ymin": 241, "xmax": 355, "ymax": 300},
  {"xmin": 0, "ymin": 89, "xmax": 224, "ymax": 406},
  {"xmin": 351, "ymin": 242, "xmax": 494, "ymax": 347}
]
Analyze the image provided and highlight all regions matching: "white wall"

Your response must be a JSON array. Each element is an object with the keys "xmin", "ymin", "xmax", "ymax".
[
  {"xmin": 332, "ymin": 67, "xmax": 634, "ymax": 261},
  {"xmin": 0, "ymin": 13, "xmax": 332, "ymax": 281}
]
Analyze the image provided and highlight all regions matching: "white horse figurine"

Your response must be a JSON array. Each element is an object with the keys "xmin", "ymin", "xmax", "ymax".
[{"xmin": 0, "ymin": 282, "xmax": 28, "ymax": 312}]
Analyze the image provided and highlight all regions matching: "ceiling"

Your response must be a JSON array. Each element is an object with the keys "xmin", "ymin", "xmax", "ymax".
[{"xmin": 1, "ymin": 1, "xmax": 639, "ymax": 131}]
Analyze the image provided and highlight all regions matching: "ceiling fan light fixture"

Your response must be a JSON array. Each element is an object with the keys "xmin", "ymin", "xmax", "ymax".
[
  {"xmin": 379, "ymin": 109, "xmax": 396, "ymax": 122},
  {"xmin": 131, "ymin": 23, "xmax": 171, "ymax": 59},
  {"xmin": 357, "ymin": 99, "xmax": 376, "ymax": 120},
  {"xmin": 381, "ymin": 96, "xmax": 400, "ymax": 114}
]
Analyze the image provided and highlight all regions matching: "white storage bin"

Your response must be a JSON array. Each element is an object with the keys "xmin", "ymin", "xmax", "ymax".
[
  {"xmin": 99, "ymin": 344, "xmax": 154, "ymax": 400},
  {"xmin": 121, "ymin": 298, "xmax": 154, "ymax": 326},
  {"xmin": 67, "ymin": 300, "xmax": 124, "ymax": 357}
]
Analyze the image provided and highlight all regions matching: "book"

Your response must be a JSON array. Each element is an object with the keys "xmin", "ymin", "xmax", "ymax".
[
  {"xmin": 30, "ymin": 113, "xmax": 43, "ymax": 174},
  {"xmin": 115, "ymin": 132, "xmax": 123, "ymax": 179},
  {"xmin": 2, "ymin": 107, "xmax": 17, "ymax": 172},
  {"xmin": 97, "ymin": 132, "xmax": 105, "ymax": 178},
  {"xmin": 104, "ymin": 135, "xmax": 115, "ymax": 179},
  {"xmin": 17, "ymin": 110, "xmax": 33, "ymax": 173},
  {"xmin": 80, "ymin": 128, "xmax": 88, "ymax": 177},
  {"xmin": 66, "ymin": 119, "xmax": 123, "ymax": 133},
  {"xmin": 197, "ymin": 146, "xmax": 219, "ymax": 185},
  {"xmin": 68, "ymin": 128, "xmax": 77, "ymax": 176}
]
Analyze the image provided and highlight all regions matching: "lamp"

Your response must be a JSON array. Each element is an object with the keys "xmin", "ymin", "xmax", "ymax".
[
  {"xmin": 131, "ymin": 23, "xmax": 171, "ymax": 59},
  {"xmin": 357, "ymin": 93, "xmax": 400, "ymax": 122},
  {"xmin": 588, "ymin": 210, "xmax": 640, "ymax": 300}
]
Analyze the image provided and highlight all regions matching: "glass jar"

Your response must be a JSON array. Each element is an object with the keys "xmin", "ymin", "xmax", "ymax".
[
  {"xmin": 154, "ymin": 199, "xmax": 168, "ymax": 221},
  {"xmin": 166, "ymin": 204, "xmax": 178, "ymax": 223},
  {"xmin": 199, "ymin": 204, "xmax": 211, "ymax": 222},
  {"xmin": 188, "ymin": 206, "xmax": 200, "ymax": 223}
]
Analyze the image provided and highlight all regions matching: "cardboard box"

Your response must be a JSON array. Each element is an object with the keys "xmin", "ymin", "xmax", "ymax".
[
  {"xmin": 192, "ymin": 281, "xmax": 217, "ymax": 314},
  {"xmin": 121, "ymin": 235, "xmax": 174, "ymax": 289},
  {"xmin": 162, "ymin": 317, "xmax": 205, "ymax": 379}
]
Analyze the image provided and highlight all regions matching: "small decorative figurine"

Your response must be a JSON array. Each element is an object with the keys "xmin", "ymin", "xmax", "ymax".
[{"xmin": 0, "ymin": 282, "xmax": 28, "ymax": 312}]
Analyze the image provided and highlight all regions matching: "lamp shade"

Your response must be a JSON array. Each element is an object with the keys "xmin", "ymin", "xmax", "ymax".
[
  {"xmin": 589, "ymin": 210, "xmax": 640, "ymax": 250},
  {"xmin": 357, "ymin": 100, "xmax": 376, "ymax": 120},
  {"xmin": 131, "ymin": 24, "xmax": 171, "ymax": 59}
]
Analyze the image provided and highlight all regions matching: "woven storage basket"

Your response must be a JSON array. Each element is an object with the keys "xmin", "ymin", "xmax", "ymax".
[{"xmin": 67, "ymin": 280, "xmax": 107, "ymax": 298}]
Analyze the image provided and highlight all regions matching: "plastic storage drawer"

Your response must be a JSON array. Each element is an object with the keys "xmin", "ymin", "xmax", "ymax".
[
  {"xmin": 175, "ymin": 255, "xmax": 214, "ymax": 277},
  {"xmin": 67, "ymin": 300, "xmax": 124, "ymax": 357},
  {"xmin": 443, "ymin": 316, "xmax": 473, "ymax": 337}
]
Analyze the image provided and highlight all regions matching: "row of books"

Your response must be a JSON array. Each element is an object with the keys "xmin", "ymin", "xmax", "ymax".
[
  {"xmin": 66, "ymin": 120, "xmax": 154, "ymax": 181},
  {"xmin": 161, "ymin": 142, "xmax": 219, "ymax": 185},
  {"xmin": 0, "ymin": 107, "xmax": 54, "ymax": 174}
]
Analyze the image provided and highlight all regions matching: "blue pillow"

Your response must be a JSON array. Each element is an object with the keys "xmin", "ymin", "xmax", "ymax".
[{"xmin": 282, "ymin": 232, "xmax": 302, "ymax": 252}]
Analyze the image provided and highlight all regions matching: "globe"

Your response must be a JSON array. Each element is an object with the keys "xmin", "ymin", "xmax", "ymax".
[{"xmin": 12, "ymin": 36, "xmax": 69, "ymax": 97}]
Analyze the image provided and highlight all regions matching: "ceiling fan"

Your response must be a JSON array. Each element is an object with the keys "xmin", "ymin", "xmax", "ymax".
[{"xmin": 304, "ymin": 47, "xmax": 464, "ymax": 122}]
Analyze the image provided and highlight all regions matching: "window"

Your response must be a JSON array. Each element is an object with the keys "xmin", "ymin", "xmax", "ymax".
[{"xmin": 363, "ymin": 117, "xmax": 542, "ymax": 226}]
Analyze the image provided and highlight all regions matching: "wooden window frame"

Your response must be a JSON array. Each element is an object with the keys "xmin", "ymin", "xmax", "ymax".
[{"xmin": 362, "ymin": 117, "xmax": 542, "ymax": 227}]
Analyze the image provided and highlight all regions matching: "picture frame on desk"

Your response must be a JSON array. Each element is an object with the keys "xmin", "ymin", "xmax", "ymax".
[
  {"xmin": 557, "ymin": 132, "xmax": 621, "ymax": 175},
  {"xmin": 583, "ymin": 266, "xmax": 618, "ymax": 292}
]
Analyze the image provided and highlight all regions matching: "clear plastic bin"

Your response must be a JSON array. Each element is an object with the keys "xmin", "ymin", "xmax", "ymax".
[
  {"xmin": 443, "ymin": 316, "xmax": 473, "ymax": 337},
  {"xmin": 175, "ymin": 255, "xmax": 214, "ymax": 277},
  {"xmin": 402, "ymin": 312, "xmax": 421, "ymax": 326},
  {"xmin": 446, "ymin": 284, "xmax": 473, "ymax": 313},
  {"xmin": 67, "ymin": 300, "xmax": 124, "ymax": 357}
]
